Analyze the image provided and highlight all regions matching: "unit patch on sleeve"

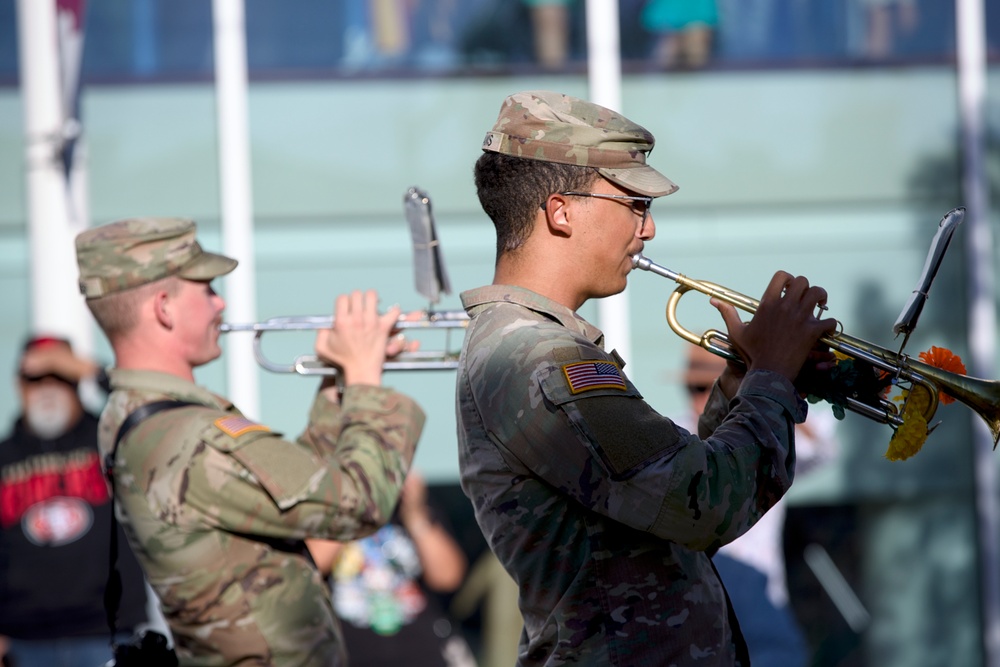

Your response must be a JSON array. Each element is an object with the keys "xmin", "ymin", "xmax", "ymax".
[
  {"xmin": 214, "ymin": 415, "xmax": 271, "ymax": 438},
  {"xmin": 562, "ymin": 360, "xmax": 627, "ymax": 394}
]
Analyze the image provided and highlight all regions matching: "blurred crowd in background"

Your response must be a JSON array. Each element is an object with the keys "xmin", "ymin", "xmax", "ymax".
[{"xmin": 1, "ymin": 0, "xmax": 999, "ymax": 83}]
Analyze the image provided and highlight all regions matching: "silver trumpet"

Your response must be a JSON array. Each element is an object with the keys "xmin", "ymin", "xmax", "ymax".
[
  {"xmin": 631, "ymin": 253, "xmax": 1000, "ymax": 445},
  {"xmin": 220, "ymin": 310, "xmax": 470, "ymax": 376}
]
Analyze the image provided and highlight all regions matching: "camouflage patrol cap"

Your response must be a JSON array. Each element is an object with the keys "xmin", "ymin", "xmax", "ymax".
[
  {"xmin": 481, "ymin": 90, "xmax": 679, "ymax": 197},
  {"xmin": 75, "ymin": 217, "xmax": 238, "ymax": 299}
]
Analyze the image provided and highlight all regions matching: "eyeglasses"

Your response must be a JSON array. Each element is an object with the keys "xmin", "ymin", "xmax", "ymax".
[{"xmin": 543, "ymin": 192, "xmax": 654, "ymax": 234}]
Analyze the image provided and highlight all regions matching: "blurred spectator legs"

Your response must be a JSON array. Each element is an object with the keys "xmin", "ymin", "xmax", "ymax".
[
  {"xmin": 524, "ymin": 0, "xmax": 570, "ymax": 68},
  {"xmin": 371, "ymin": 0, "xmax": 411, "ymax": 60},
  {"xmin": 641, "ymin": 0, "xmax": 719, "ymax": 69},
  {"xmin": 451, "ymin": 551, "xmax": 522, "ymax": 667},
  {"xmin": 860, "ymin": 0, "xmax": 919, "ymax": 59},
  {"xmin": 649, "ymin": 23, "xmax": 714, "ymax": 69}
]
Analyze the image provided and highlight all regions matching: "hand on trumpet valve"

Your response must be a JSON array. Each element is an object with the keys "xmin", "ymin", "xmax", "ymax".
[
  {"xmin": 712, "ymin": 271, "xmax": 839, "ymax": 383},
  {"xmin": 314, "ymin": 290, "xmax": 417, "ymax": 388},
  {"xmin": 387, "ymin": 311, "xmax": 424, "ymax": 358}
]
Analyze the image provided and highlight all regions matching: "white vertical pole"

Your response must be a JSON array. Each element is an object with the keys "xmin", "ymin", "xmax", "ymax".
[
  {"xmin": 56, "ymin": 1, "xmax": 92, "ymax": 282},
  {"xmin": 586, "ymin": 0, "xmax": 623, "ymax": 110},
  {"xmin": 955, "ymin": 1, "xmax": 999, "ymax": 664},
  {"xmin": 16, "ymin": 0, "xmax": 91, "ymax": 353},
  {"xmin": 586, "ymin": 0, "xmax": 632, "ymax": 363},
  {"xmin": 212, "ymin": 0, "xmax": 259, "ymax": 419}
]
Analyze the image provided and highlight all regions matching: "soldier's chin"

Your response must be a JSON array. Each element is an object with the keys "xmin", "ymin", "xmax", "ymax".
[
  {"xmin": 197, "ymin": 342, "xmax": 224, "ymax": 367},
  {"xmin": 599, "ymin": 281, "xmax": 628, "ymax": 300}
]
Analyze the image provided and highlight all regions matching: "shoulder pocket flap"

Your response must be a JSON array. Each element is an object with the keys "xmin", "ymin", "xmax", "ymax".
[
  {"xmin": 540, "ymin": 364, "xmax": 672, "ymax": 481},
  {"xmin": 205, "ymin": 424, "xmax": 316, "ymax": 510},
  {"xmin": 224, "ymin": 436, "xmax": 326, "ymax": 511},
  {"xmin": 539, "ymin": 360, "xmax": 642, "ymax": 407}
]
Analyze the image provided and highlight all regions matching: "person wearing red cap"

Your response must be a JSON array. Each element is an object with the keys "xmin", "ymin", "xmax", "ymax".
[{"xmin": 0, "ymin": 336, "xmax": 148, "ymax": 667}]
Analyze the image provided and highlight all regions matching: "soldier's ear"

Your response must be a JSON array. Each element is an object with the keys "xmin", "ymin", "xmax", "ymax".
[
  {"xmin": 542, "ymin": 193, "xmax": 572, "ymax": 239},
  {"xmin": 153, "ymin": 289, "xmax": 173, "ymax": 330}
]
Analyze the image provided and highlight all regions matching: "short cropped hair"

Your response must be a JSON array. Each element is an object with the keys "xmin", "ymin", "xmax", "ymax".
[
  {"xmin": 474, "ymin": 152, "xmax": 599, "ymax": 255},
  {"xmin": 86, "ymin": 275, "xmax": 181, "ymax": 340}
]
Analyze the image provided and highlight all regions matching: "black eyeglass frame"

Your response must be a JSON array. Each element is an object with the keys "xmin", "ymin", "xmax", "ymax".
[
  {"xmin": 685, "ymin": 383, "xmax": 713, "ymax": 396},
  {"xmin": 542, "ymin": 191, "xmax": 654, "ymax": 234},
  {"xmin": 19, "ymin": 372, "xmax": 77, "ymax": 387}
]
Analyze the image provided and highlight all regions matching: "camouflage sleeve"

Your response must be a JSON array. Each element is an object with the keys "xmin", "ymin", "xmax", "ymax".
[
  {"xmin": 297, "ymin": 389, "xmax": 345, "ymax": 449},
  {"xmin": 696, "ymin": 380, "xmax": 730, "ymax": 439},
  {"xmin": 154, "ymin": 386, "xmax": 424, "ymax": 542},
  {"xmin": 645, "ymin": 370, "xmax": 805, "ymax": 549},
  {"xmin": 477, "ymin": 327, "xmax": 801, "ymax": 552}
]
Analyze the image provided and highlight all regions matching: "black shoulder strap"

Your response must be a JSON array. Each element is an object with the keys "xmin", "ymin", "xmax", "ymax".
[
  {"xmin": 104, "ymin": 400, "xmax": 200, "ymax": 641},
  {"xmin": 107, "ymin": 400, "xmax": 199, "ymax": 478}
]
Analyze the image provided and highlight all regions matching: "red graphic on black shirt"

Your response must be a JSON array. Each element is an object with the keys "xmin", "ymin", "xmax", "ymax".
[
  {"xmin": 22, "ymin": 497, "xmax": 94, "ymax": 546},
  {"xmin": 0, "ymin": 449, "xmax": 109, "ymax": 529}
]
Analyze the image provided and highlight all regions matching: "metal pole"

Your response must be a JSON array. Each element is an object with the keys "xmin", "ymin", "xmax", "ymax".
[
  {"xmin": 955, "ymin": 1, "xmax": 1000, "ymax": 665},
  {"xmin": 586, "ymin": 0, "xmax": 632, "ymax": 363},
  {"xmin": 16, "ymin": 0, "xmax": 92, "ymax": 352},
  {"xmin": 212, "ymin": 0, "xmax": 260, "ymax": 419}
]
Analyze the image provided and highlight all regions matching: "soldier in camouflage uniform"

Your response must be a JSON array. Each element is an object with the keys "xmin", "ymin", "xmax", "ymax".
[
  {"xmin": 74, "ymin": 217, "xmax": 425, "ymax": 666},
  {"xmin": 457, "ymin": 90, "xmax": 838, "ymax": 666}
]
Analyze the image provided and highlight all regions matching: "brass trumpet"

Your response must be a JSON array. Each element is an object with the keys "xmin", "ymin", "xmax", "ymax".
[
  {"xmin": 631, "ymin": 254, "xmax": 1000, "ymax": 446},
  {"xmin": 220, "ymin": 310, "xmax": 470, "ymax": 376}
]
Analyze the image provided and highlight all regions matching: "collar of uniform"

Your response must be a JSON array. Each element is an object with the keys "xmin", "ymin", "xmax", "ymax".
[
  {"xmin": 107, "ymin": 368, "xmax": 232, "ymax": 410},
  {"xmin": 460, "ymin": 284, "xmax": 604, "ymax": 344}
]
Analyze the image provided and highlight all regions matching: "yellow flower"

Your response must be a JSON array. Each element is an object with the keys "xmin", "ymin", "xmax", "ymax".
[{"xmin": 884, "ymin": 385, "xmax": 932, "ymax": 461}]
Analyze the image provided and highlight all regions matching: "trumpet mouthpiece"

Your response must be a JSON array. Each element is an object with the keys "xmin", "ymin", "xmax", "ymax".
[{"xmin": 630, "ymin": 254, "xmax": 680, "ymax": 281}]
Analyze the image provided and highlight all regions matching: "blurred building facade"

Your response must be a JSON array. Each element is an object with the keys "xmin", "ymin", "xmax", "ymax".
[{"xmin": 1, "ymin": 2, "xmax": 1000, "ymax": 665}]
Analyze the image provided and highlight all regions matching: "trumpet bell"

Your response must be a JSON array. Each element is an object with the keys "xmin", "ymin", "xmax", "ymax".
[{"xmin": 897, "ymin": 351, "xmax": 1000, "ymax": 446}]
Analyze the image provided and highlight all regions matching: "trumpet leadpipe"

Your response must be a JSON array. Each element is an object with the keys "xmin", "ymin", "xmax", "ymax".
[
  {"xmin": 220, "ymin": 310, "xmax": 470, "ymax": 334},
  {"xmin": 219, "ymin": 310, "xmax": 470, "ymax": 375}
]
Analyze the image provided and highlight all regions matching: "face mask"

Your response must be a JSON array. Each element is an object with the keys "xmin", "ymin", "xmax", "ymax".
[{"xmin": 24, "ymin": 385, "xmax": 75, "ymax": 440}]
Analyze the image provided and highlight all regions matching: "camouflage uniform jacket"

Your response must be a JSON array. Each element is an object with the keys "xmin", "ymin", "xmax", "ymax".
[
  {"xmin": 456, "ymin": 285, "xmax": 806, "ymax": 666},
  {"xmin": 99, "ymin": 368, "xmax": 425, "ymax": 666}
]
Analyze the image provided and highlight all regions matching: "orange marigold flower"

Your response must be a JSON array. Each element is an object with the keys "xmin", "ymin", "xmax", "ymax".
[{"xmin": 918, "ymin": 346, "xmax": 966, "ymax": 405}]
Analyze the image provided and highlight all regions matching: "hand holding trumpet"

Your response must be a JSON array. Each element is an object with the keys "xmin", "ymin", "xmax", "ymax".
[
  {"xmin": 713, "ymin": 271, "xmax": 839, "ymax": 391},
  {"xmin": 314, "ymin": 290, "xmax": 420, "ymax": 388}
]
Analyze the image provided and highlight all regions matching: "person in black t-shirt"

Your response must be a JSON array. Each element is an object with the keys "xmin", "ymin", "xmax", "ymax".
[{"xmin": 0, "ymin": 336, "xmax": 148, "ymax": 667}]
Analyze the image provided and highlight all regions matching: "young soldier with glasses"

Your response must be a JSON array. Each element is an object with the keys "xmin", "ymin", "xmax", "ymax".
[{"xmin": 456, "ymin": 90, "xmax": 837, "ymax": 666}]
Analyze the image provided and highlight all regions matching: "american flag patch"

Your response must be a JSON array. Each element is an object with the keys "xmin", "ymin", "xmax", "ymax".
[
  {"xmin": 562, "ymin": 361, "xmax": 627, "ymax": 394},
  {"xmin": 214, "ymin": 415, "xmax": 270, "ymax": 438}
]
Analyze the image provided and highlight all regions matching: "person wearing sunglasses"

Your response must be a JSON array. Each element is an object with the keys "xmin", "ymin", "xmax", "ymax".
[
  {"xmin": 682, "ymin": 343, "xmax": 727, "ymax": 418},
  {"xmin": 456, "ymin": 90, "xmax": 838, "ymax": 666},
  {"xmin": 0, "ymin": 336, "xmax": 149, "ymax": 667}
]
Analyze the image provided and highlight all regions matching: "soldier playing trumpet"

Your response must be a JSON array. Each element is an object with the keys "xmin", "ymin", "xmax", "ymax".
[
  {"xmin": 456, "ymin": 90, "xmax": 839, "ymax": 666},
  {"xmin": 74, "ymin": 217, "xmax": 425, "ymax": 666}
]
